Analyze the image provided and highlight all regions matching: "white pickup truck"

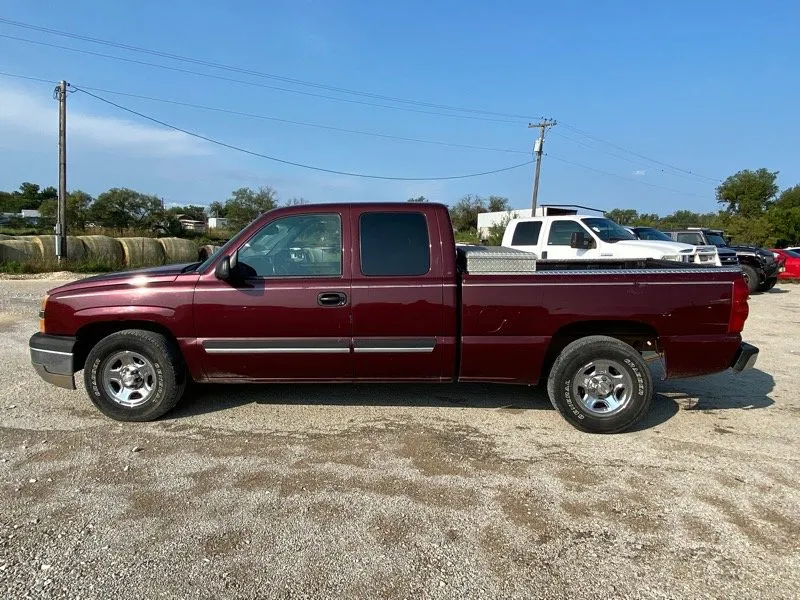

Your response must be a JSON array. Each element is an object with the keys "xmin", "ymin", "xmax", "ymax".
[{"xmin": 500, "ymin": 209, "xmax": 720, "ymax": 265}]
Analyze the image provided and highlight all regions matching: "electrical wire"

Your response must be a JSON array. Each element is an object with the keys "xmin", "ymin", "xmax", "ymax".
[
  {"xmin": 0, "ymin": 33, "xmax": 523, "ymax": 125},
  {"xmin": 546, "ymin": 154, "xmax": 710, "ymax": 198},
  {"xmin": 0, "ymin": 71, "xmax": 528, "ymax": 155},
  {"xmin": 0, "ymin": 16, "xmax": 538, "ymax": 120},
  {"xmin": 550, "ymin": 130, "xmax": 715, "ymax": 185},
  {"xmin": 559, "ymin": 122, "xmax": 721, "ymax": 183},
  {"xmin": 71, "ymin": 86, "xmax": 535, "ymax": 181}
]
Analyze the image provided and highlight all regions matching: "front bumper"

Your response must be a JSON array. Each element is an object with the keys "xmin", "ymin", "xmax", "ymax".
[
  {"xmin": 730, "ymin": 342, "xmax": 759, "ymax": 372},
  {"xmin": 29, "ymin": 332, "xmax": 78, "ymax": 390}
]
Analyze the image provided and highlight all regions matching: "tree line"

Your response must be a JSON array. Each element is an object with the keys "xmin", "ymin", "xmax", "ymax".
[
  {"xmin": 2, "ymin": 167, "xmax": 798, "ymax": 247},
  {"xmin": 606, "ymin": 169, "xmax": 799, "ymax": 247},
  {"xmin": 0, "ymin": 184, "xmax": 303, "ymax": 235}
]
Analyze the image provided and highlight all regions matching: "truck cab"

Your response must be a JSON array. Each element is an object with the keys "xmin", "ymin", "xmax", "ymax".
[
  {"xmin": 501, "ymin": 208, "xmax": 714, "ymax": 264},
  {"xmin": 664, "ymin": 228, "xmax": 781, "ymax": 292}
]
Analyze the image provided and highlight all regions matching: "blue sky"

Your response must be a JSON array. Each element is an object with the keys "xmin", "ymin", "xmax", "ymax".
[{"xmin": 0, "ymin": 0, "xmax": 798, "ymax": 214}]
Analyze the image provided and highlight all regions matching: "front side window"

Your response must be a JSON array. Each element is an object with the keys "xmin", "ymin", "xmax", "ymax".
[
  {"xmin": 705, "ymin": 233, "xmax": 728, "ymax": 247},
  {"xmin": 237, "ymin": 213, "xmax": 341, "ymax": 277},
  {"xmin": 360, "ymin": 212, "xmax": 430, "ymax": 276},
  {"xmin": 547, "ymin": 220, "xmax": 592, "ymax": 246}
]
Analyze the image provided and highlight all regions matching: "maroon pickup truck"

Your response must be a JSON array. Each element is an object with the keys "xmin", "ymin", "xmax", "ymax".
[{"xmin": 29, "ymin": 202, "xmax": 758, "ymax": 433}]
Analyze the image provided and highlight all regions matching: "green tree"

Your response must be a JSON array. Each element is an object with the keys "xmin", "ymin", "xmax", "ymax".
[
  {"xmin": 716, "ymin": 168, "xmax": 779, "ymax": 218},
  {"xmin": 284, "ymin": 197, "xmax": 309, "ymax": 206},
  {"xmin": 769, "ymin": 185, "xmax": 800, "ymax": 245},
  {"xmin": 224, "ymin": 186, "xmax": 279, "ymax": 230},
  {"xmin": 604, "ymin": 209, "xmax": 639, "ymax": 225},
  {"xmin": 207, "ymin": 201, "xmax": 226, "ymax": 218},
  {"xmin": 407, "ymin": 196, "xmax": 429, "ymax": 203},
  {"xmin": 449, "ymin": 194, "xmax": 486, "ymax": 232},
  {"xmin": 38, "ymin": 190, "xmax": 93, "ymax": 230},
  {"xmin": 487, "ymin": 195, "xmax": 511, "ymax": 212},
  {"xmin": 90, "ymin": 188, "xmax": 163, "ymax": 231}
]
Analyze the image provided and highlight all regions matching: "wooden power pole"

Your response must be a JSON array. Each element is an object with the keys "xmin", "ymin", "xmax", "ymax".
[
  {"xmin": 54, "ymin": 80, "xmax": 68, "ymax": 262},
  {"xmin": 528, "ymin": 119, "xmax": 556, "ymax": 213}
]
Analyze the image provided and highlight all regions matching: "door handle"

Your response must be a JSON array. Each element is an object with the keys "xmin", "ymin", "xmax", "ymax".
[{"xmin": 317, "ymin": 292, "xmax": 347, "ymax": 306}]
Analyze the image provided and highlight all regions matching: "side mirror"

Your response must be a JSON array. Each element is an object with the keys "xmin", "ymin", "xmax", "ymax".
[
  {"xmin": 214, "ymin": 252, "xmax": 240, "ymax": 280},
  {"xmin": 215, "ymin": 255, "xmax": 231, "ymax": 280},
  {"xmin": 570, "ymin": 231, "xmax": 592, "ymax": 249}
]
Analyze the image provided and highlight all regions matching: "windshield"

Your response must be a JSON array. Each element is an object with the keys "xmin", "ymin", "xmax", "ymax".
[
  {"xmin": 581, "ymin": 218, "xmax": 637, "ymax": 243},
  {"xmin": 634, "ymin": 227, "xmax": 673, "ymax": 242},
  {"xmin": 705, "ymin": 233, "xmax": 728, "ymax": 247}
]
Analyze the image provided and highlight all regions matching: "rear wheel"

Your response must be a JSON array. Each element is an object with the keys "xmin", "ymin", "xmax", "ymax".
[
  {"xmin": 83, "ymin": 329, "xmax": 186, "ymax": 421},
  {"xmin": 740, "ymin": 264, "xmax": 760, "ymax": 294},
  {"xmin": 547, "ymin": 336, "xmax": 653, "ymax": 434}
]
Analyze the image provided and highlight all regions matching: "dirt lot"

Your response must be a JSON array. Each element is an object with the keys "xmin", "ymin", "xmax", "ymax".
[{"xmin": 0, "ymin": 278, "xmax": 798, "ymax": 599}]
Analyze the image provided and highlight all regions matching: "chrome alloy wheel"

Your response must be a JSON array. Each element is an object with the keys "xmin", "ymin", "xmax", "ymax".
[
  {"xmin": 102, "ymin": 351, "xmax": 156, "ymax": 408},
  {"xmin": 572, "ymin": 359, "xmax": 634, "ymax": 416}
]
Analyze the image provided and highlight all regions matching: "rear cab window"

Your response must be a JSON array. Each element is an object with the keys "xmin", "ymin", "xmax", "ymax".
[
  {"xmin": 359, "ymin": 212, "xmax": 431, "ymax": 276},
  {"xmin": 511, "ymin": 221, "xmax": 543, "ymax": 246}
]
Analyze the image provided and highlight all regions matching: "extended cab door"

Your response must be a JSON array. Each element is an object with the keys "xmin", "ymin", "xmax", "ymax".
[
  {"xmin": 349, "ymin": 205, "xmax": 447, "ymax": 380},
  {"xmin": 540, "ymin": 218, "xmax": 600, "ymax": 260},
  {"xmin": 193, "ymin": 207, "xmax": 352, "ymax": 381}
]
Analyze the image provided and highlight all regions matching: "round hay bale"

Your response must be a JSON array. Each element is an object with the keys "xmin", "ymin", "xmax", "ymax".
[
  {"xmin": 0, "ymin": 240, "xmax": 42, "ymax": 262},
  {"xmin": 27, "ymin": 235, "xmax": 87, "ymax": 262},
  {"xmin": 77, "ymin": 235, "xmax": 125, "ymax": 266},
  {"xmin": 157, "ymin": 237, "xmax": 199, "ymax": 264},
  {"xmin": 117, "ymin": 237, "xmax": 165, "ymax": 268},
  {"xmin": 198, "ymin": 244, "xmax": 221, "ymax": 261},
  {"xmin": 0, "ymin": 234, "xmax": 16, "ymax": 241}
]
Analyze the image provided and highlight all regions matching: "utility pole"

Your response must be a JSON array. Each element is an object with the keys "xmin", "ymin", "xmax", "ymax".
[
  {"xmin": 528, "ymin": 119, "xmax": 556, "ymax": 213},
  {"xmin": 54, "ymin": 80, "xmax": 68, "ymax": 262}
]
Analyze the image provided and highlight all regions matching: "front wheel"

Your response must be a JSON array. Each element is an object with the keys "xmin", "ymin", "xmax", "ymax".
[
  {"xmin": 759, "ymin": 277, "xmax": 777, "ymax": 292},
  {"xmin": 83, "ymin": 329, "xmax": 187, "ymax": 421},
  {"xmin": 547, "ymin": 336, "xmax": 653, "ymax": 433}
]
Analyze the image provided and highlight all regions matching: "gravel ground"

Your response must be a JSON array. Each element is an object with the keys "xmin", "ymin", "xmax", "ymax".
[{"xmin": 0, "ymin": 278, "xmax": 798, "ymax": 599}]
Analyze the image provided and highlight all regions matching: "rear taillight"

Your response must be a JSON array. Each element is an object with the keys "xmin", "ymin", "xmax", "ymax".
[{"xmin": 728, "ymin": 275, "xmax": 749, "ymax": 333}]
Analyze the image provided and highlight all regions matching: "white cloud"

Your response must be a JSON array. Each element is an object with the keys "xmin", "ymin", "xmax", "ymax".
[
  {"xmin": 0, "ymin": 86, "xmax": 211, "ymax": 158},
  {"xmin": 632, "ymin": 169, "xmax": 647, "ymax": 177}
]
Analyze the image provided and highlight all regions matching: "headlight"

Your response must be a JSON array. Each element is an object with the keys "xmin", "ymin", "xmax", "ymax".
[{"xmin": 662, "ymin": 255, "xmax": 682, "ymax": 262}]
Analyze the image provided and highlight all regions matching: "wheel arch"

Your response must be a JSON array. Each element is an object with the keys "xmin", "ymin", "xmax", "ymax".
[
  {"xmin": 542, "ymin": 320, "xmax": 660, "ymax": 379},
  {"xmin": 74, "ymin": 320, "xmax": 182, "ymax": 372}
]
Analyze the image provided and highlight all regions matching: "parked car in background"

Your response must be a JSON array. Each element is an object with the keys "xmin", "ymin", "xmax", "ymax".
[
  {"xmin": 771, "ymin": 248, "xmax": 800, "ymax": 279},
  {"xmin": 502, "ymin": 210, "xmax": 717, "ymax": 264},
  {"xmin": 29, "ymin": 202, "xmax": 758, "ymax": 435},
  {"xmin": 628, "ymin": 226, "xmax": 734, "ymax": 267},
  {"xmin": 664, "ymin": 228, "xmax": 781, "ymax": 293}
]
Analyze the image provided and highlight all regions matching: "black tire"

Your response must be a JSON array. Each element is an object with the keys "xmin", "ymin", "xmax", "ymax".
[
  {"xmin": 546, "ymin": 335, "xmax": 653, "ymax": 434},
  {"xmin": 759, "ymin": 277, "xmax": 777, "ymax": 292},
  {"xmin": 83, "ymin": 329, "xmax": 186, "ymax": 421},
  {"xmin": 740, "ymin": 264, "xmax": 760, "ymax": 294}
]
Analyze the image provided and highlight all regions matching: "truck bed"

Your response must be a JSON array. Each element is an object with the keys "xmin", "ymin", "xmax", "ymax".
[{"xmin": 455, "ymin": 246, "xmax": 744, "ymax": 384}]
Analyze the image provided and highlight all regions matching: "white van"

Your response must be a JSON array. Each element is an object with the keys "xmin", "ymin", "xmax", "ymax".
[{"xmin": 501, "ymin": 214, "xmax": 719, "ymax": 264}]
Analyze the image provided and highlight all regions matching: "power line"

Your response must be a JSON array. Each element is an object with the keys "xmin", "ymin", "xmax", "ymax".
[
  {"xmin": 551, "ymin": 130, "xmax": 715, "ymax": 185},
  {"xmin": 0, "ymin": 71, "xmax": 529, "ymax": 155},
  {"xmin": 0, "ymin": 33, "xmax": 523, "ymax": 125},
  {"xmin": 0, "ymin": 16, "xmax": 538, "ymax": 121},
  {"xmin": 546, "ymin": 153, "xmax": 710, "ymax": 198},
  {"xmin": 71, "ymin": 86, "xmax": 534, "ymax": 181},
  {"xmin": 559, "ymin": 122, "xmax": 722, "ymax": 183}
]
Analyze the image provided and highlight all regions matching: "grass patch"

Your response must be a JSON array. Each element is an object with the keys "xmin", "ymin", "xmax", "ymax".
[{"xmin": 0, "ymin": 258, "xmax": 127, "ymax": 274}]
